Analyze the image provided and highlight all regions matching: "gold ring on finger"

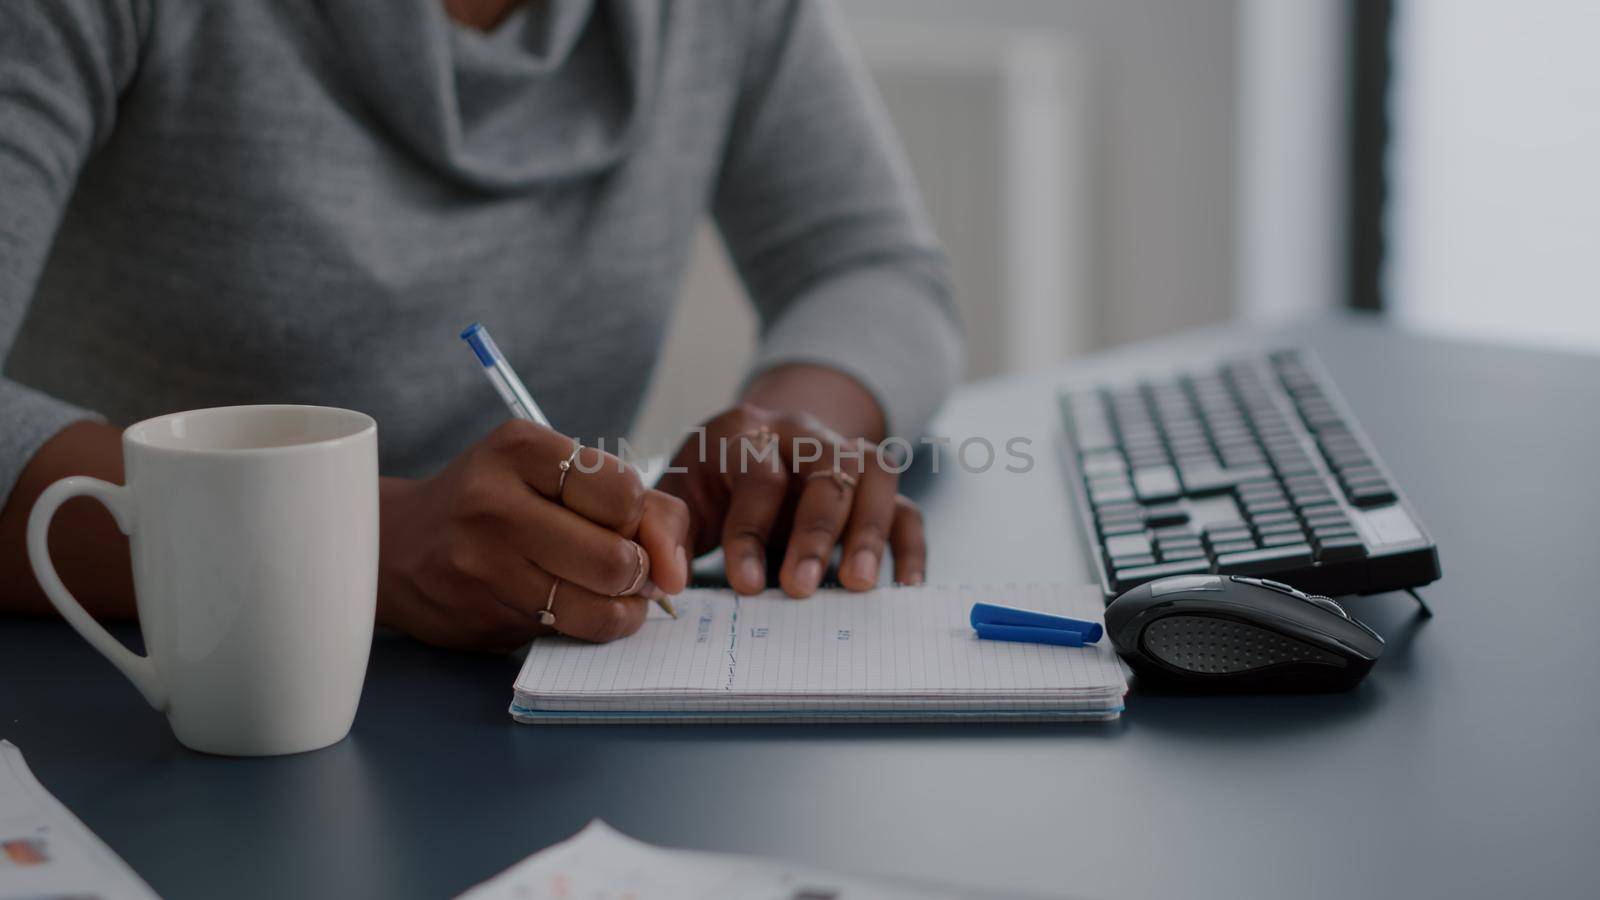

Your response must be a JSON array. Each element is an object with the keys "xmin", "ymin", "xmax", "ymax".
[
  {"xmin": 556, "ymin": 438, "xmax": 582, "ymax": 501},
  {"xmin": 807, "ymin": 468, "xmax": 858, "ymax": 497},
  {"xmin": 723, "ymin": 426, "xmax": 779, "ymax": 488},
  {"xmin": 736, "ymin": 425, "xmax": 777, "ymax": 448},
  {"xmin": 539, "ymin": 579, "xmax": 559, "ymax": 626},
  {"xmin": 616, "ymin": 542, "xmax": 648, "ymax": 597}
]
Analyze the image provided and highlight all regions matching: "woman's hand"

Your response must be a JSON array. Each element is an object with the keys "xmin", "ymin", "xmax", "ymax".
[
  {"xmin": 379, "ymin": 420, "xmax": 691, "ymax": 652},
  {"xmin": 655, "ymin": 404, "xmax": 925, "ymax": 598}
]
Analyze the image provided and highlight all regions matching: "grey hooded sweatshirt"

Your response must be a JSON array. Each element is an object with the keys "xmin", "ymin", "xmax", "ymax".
[{"xmin": 0, "ymin": 0, "xmax": 962, "ymax": 503}]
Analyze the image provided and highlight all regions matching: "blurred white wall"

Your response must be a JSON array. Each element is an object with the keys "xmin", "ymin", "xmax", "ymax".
[
  {"xmin": 853, "ymin": 0, "xmax": 1242, "ymax": 351},
  {"xmin": 1235, "ymin": 0, "xmax": 1348, "ymax": 322},
  {"xmin": 1388, "ymin": 0, "xmax": 1600, "ymax": 351},
  {"xmin": 633, "ymin": 2, "xmax": 1250, "ymax": 447}
]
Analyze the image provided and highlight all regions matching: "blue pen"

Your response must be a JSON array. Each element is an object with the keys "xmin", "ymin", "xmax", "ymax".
[
  {"xmin": 970, "ymin": 602, "xmax": 1104, "ymax": 646},
  {"xmin": 460, "ymin": 322, "xmax": 552, "ymax": 427},
  {"xmin": 460, "ymin": 322, "xmax": 678, "ymax": 619}
]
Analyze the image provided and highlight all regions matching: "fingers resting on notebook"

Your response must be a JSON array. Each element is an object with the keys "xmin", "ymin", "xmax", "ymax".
[{"xmin": 654, "ymin": 405, "xmax": 928, "ymax": 600}]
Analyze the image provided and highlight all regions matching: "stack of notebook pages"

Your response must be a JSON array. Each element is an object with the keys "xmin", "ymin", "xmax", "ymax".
[{"xmin": 512, "ymin": 583, "xmax": 1128, "ymax": 723}]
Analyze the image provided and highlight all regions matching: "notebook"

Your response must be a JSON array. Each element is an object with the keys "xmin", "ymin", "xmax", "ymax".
[{"xmin": 511, "ymin": 584, "xmax": 1127, "ymax": 723}]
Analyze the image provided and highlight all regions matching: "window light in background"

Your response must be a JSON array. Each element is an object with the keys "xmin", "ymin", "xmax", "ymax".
[{"xmin": 1387, "ymin": 0, "xmax": 1600, "ymax": 352}]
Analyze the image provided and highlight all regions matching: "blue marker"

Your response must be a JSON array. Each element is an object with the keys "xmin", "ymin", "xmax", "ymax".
[
  {"xmin": 970, "ymin": 602, "xmax": 1104, "ymax": 646},
  {"xmin": 460, "ymin": 322, "xmax": 551, "ymax": 427},
  {"xmin": 973, "ymin": 622, "xmax": 1089, "ymax": 647}
]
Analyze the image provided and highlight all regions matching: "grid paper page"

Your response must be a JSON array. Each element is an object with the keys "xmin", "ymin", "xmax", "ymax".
[{"xmin": 513, "ymin": 584, "xmax": 1125, "ymax": 717}]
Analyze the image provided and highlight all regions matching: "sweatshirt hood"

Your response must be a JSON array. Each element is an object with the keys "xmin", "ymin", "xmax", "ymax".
[{"xmin": 317, "ymin": 0, "xmax": 660, "ymax": 191}]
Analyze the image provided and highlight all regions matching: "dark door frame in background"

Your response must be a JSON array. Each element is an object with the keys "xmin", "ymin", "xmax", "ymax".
[{"xmin": 1348, "ymin": 0, "xmax": 1393, "ymax": 313}]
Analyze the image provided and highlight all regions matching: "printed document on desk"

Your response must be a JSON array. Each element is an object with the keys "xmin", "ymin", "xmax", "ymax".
[
  {"xmin": 0, "ymin": 741, "xmax": 158, "ymax": 900},
  {"xmin": 512, "ymin": 584, "xmax": 1126, "ymax": 722},
  {"xmin": 457, "ymin": 820, "xmax": 1056, "ymax": 899}
]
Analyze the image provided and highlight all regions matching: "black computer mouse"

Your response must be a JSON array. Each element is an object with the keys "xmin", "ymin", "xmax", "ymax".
[{"xmin": 1105, "ymin": 574, "xmax": 1385, "ymax": 693}]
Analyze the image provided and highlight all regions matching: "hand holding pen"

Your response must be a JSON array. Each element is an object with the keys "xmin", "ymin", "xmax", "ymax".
[
  {"xmin": 369, "ymin": 327, "xmax": 690, "ymax": 652},
  {"xmin": 461, "ymin": 323, "xmax": 681, "ymax": 623}
]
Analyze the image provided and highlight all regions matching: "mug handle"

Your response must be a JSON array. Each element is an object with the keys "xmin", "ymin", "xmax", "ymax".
[{"xmin": 26, "ymin": 476, "xmax": 167, "ymax": 711}]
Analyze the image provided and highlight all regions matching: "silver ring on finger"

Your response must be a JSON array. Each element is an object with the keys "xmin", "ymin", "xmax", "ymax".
[
  {"xmin": 539, "ymin": 578, "xmax": 559, "ymax": 626},
  {"xmin": 556, "ymin": 438, "xmax": 582, "ymax": 502}
]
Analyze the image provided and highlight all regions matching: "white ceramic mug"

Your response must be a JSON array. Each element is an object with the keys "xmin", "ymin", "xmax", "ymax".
[{"xmin": 27, "ymin": 405, "xmax": 379, "ymax": 756}]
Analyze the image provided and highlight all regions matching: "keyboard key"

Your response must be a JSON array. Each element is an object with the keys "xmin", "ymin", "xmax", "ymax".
[
  {"xmin": 1179, "ymin": 463, "xmax": 1274, "ymax": 494},
  {"xmin": 1295, "ymin": 495, "xmax": 1341, "ymax": 511},
  {"xmin": 1317, "ymin": 428, "xmax": 1359, "ymax": 447},
  {"xmin": 1310, "ymin": 524, "xmax": 1358, "ymax": 541},
  {"xmin": 1095, "ymin": 500, "xmax": 1143, "ymax": 518},
  {"xmin": 1161, "ymin": 546, "xmax": 1208, "ymax": 562},
  {"xmin": 1290, "ymin": 491, "xmax": 1336, "ymax": 511},
  {"xmin": 1302, "ymin": 512, "xmax": 1348, "ymax": 530},
  {"xmin": 1255, "ymin": 520, "xmax": 1305, "ymax": 537},
  {"xmin": 1326, "ymin": 442, "xmax": 1372, "ymax": 462},
  {"xmin": 1126, "ymin": 445, "xmax": 1166, "ymax": 463},
  {"xmin": 1089, "ymin": 482, "xmax": 1136, "ymax": 505},
  {"xmin": 1112, "ymin": 558, "xmax": 1213, "ymax": 593},
  {"xmin": 1257, "ymin": 422, "xmax": 1295, "ymax": 440},
  {"xmin": 1259, "ymin": 530, "xmax": 1306, "ymax": 547},
  {"xmin": 1339, "ymin": 465, "xmax": 1384, "ymax": 484},
  {"xmin": 1298, "ymin": 503, "xmax": 1344, "ymax": 522},
  {"xmin": 1210, "ymin": 417, "xmax": 1250, "ymax": 434},
  {"xmin": 1080, "ymin": 451, "xmax": 1127, "ymax": 477},
  {"xmin": 1220, "ymin": 448, "xmax": 1267, "ymax": 468},
  {"xmin": 1242, "ymin": 497, "xmax": 1291, "ymax": 516},
  {"xmin": 1314, "ymin": 535, "xmax": 1368, "ymax": 562},
  {"xmin": 1343, "ymin": 480, "xmax": 1390, "ymax": 501},
  {"xmin": 1205, "ymin": 527, "xmax": 1253, "ymax": 545},
  {"xmin": 1144, "ymin": 504, "xmax": 1189, "ymax": 527},
  {"xmin": 1209, "ymin": 539, "xmax": 1257, "ymax": 555},
  {"xmin": 1306, "ymin": 524, "xmax": 1353, "ymax": 542},
  {"xmin": 1347, "ymin": 483, "xmax": 1397, "ymax": 507},
  {"xmin": 1122, "ymin": 427, "xmax": 1162, "ymax": 447},
  {"xmin": 1133, "ymin": 466, "xmax": 1182, "ymax": 502},
  {"xmin": 1249, "ymin": 510, "xmax": 1298, "ymax": 527},
  {"xmin": 1238, "ymin": 482, "xmax": 1285, "ymax": 500},
  {"xmin": 1272, "ymin": 456, "xmax": 1319, "ymax": 477},
  {"xmin": 1158, "ymin": 538, "xmax": 1204, "ymax": 556},
  {"xmin": 1337, "ymin": 461, "xmax": 1388, "ymax": 483},
  {"xmin": 1099, "ymin": 519, "xmax": 1146, "ymax": 536},
  {"xmin": 1088, "ymin": 473, "xmax": 1130, "ymax": 490},
  {"xmin": 1104, "ymin": 534, "xmax": 1153, "ymax": 559},
  {"xmin": 1215, "ymin": 543, "xmax": 1313, "ymax": 575}
]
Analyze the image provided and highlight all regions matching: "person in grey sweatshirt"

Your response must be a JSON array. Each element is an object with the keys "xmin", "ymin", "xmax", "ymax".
[{"xmin": 0, "ymin": 0, "xmax": 962, "ymax": 650}]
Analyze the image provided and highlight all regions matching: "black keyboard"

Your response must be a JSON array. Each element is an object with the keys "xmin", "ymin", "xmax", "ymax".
[{"xmin": 1059, "ymin": 349, "xmax": 1440, "ymax": 599}]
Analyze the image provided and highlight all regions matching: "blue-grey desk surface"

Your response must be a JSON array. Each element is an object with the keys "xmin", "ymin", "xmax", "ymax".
[{"xmin": 4, "ymin": 315, "xmax": 1598, "ymax": 899}]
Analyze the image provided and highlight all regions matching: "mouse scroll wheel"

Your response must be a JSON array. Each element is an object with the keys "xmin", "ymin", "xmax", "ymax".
[{"xmin": 1304, "ymin": 594, "xmax": 1351, "ymax": 619}]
